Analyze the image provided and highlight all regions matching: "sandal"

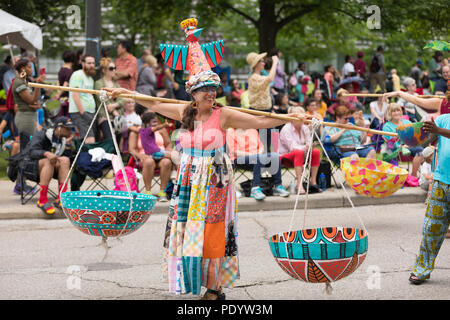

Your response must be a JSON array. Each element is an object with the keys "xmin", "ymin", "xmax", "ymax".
[
  {"xmin": 37, "ymin": 201, "xmax": 55, "ymax": 215},
  {"xmin": 54, "ymin": 198, "xmax": 62, "ymax": 209},
  {"xmin": 200, "ymin": 289, "xmax": 226, "ymax": 300},
  {"xmin": 409, "ymin": 273, "xmax": 427, "ymax": 285}
]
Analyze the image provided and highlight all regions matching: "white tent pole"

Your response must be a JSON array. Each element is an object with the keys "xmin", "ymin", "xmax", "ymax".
[{"xmin": 6, "ymin": 36, "xmax": 14, "ymax": 60}]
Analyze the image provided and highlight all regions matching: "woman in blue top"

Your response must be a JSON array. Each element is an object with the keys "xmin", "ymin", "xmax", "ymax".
[{"xmin": 382, "ymin": 103, "xmax": 423, "ymax": 177}]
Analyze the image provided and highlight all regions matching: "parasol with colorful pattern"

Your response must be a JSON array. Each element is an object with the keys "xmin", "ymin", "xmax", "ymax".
[{"xmin": 423, "ymin": 40, "xmax": 450, "ymax": 52}]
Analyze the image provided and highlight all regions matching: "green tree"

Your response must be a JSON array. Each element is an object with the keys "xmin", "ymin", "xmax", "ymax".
[{"xmin": 0, "ymin": 0, "xmax": 85, "ymax": 57}]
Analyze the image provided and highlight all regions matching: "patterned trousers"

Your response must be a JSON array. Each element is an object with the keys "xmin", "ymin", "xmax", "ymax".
[{"xmin": 413, "ymin": 180, "xmax": 450, "ymax": 280}]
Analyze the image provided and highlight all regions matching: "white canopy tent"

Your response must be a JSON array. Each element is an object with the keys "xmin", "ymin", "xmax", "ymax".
[{"xmin": 0, "ymin": 9, "xmax": 42, "ymax": 52}]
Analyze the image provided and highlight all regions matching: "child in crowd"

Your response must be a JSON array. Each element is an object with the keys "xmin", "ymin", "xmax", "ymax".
[
  {"xmin": 121, "ymin": 99, "xmax": 141, "ymax": 152},
  {"xmin": 128, "ymin": 111, "xmax": 177, "ymax": 201},
  {"xmin": 123, "ymin": 98, "xmax": 142, "ymax": 128},
  {"xmin": 419, "ymin": 146, "xmax": 435, "ymax": 191}
]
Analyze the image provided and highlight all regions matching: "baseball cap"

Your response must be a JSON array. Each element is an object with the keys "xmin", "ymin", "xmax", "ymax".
[{"xmin": 53, "ymin": 116, "xmax": 75, "ymax": 129}]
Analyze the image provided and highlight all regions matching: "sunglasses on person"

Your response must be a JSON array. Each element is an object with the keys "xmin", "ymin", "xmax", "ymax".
[
  {"xmin": 108, "ymin": 66, "xmax": 116, "ymax": 71},
  {"xmin": 198, "ymin": 86, "xmax": 217, "ymax": 93}
]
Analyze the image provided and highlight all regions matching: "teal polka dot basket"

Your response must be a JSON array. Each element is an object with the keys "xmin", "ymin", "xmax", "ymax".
[{"xmin": 60, "ymin": 190, "xmax": 157, "ymax": 238}]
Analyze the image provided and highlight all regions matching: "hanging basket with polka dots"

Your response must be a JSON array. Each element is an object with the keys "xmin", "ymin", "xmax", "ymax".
[
  {"xmin": 61, "ymin": 190, "xmax": 156, "ymax": 238},
  {"xmin": 57, "ymin": 90, "xmax": 157, "ymax": 239}
]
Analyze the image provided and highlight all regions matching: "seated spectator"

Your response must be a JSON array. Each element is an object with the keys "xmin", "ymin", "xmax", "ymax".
[
  {"xmin": 304, "ymin": 97, "xmax": 324, "ymax": 138},
  {"xmin": 0, "ymin": 110, "xmax": 25, "ymax": 194},
  {"xmin": 279, "ymin": 107, "xmax": 321, "ymax": 194},
  {"xmin": 369, "ymin": 91, "xmax": 388, "ymax": 129},
  {"xmin": 419, "ymin": 146, "xmax": 435, "ymax": 191},
  {"xmin": 327, "ymin": 88, "xmax": 357, "ymax": 118},
  {"xmin": 304, "ymin": 97, "xmax": 323, "ymax": 121},
  {"xmin": 321, "ymin": 106, "xmax": 376, "ymax": 163},
  {"xmin": 226, "ymin": 127, "xmax": 289, "ymax": 200},
  {"xmin": 312, "ymin": 88, "xmax": 328, "ymax": 118},
  {"xmin": 230, "ymin": 79, "xmax": 244, "ymax": 107},
  {"xmin": 272, "ymin": 92, "xmax": 290, "ymax": 115},
  {"xmin": 0, "ymin": 110, "xmax": 19, "ymax": 156},
  {"xmin": 123, "ymin": 99, "xmax": 142, "ymax": 128},
  {"xmin": 382, "ymin": 103, "xmax": 423, "ymax": 177},
  {"xmin": 342, "ymin": 83, "xmax": 364, "ymax": 110},
  {"xmin": 20, "ymin": 117, "xmax": 74, "ymax": 215},
  {"xmin": 397, "ymin": 77, "xmax": 420, "ymax": 122},
  {"xmin": 128, "ymin": 111, "xmax": 176, "ymax": 201},
  {"xmin": 121, "ymin": 98, "xmax": 142, "ymax": 152}
]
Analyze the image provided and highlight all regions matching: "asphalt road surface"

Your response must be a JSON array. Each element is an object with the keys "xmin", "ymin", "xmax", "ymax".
[{"xmin": 1, "ymin": 202, "xmax": 450, "ymax": 301}]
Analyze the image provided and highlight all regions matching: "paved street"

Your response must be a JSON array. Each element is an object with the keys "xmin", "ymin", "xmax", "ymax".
[{"xmin": 1, "ymin": 202, "xmax": 450, "ymax": 301}]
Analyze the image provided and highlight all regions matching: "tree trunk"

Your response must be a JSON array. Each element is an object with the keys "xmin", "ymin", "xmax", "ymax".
[{"xmin": 258, "ymin": 0, "xmax": 278, "ymax": 53}]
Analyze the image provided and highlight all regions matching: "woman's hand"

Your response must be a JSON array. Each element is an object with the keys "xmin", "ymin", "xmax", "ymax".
[
  {"xmin": 271, "ymin": 55, "xmax": 279, "ymax": 65},
  {"xmin": 383, "ymin": 91, "xmax": 402, "ymax": 99},
  {"xmin": 36, "ymin": 74, "xmax": 46, "ymax": 84},
  {"xmin": 102, "ymin": 87, "xmax": 133, "ymax": 99}
]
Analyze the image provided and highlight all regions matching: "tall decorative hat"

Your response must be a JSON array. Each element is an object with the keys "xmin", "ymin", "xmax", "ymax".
[{"xmin": 159, "ymin": 18, "xmax": 224, "ymax": 94}]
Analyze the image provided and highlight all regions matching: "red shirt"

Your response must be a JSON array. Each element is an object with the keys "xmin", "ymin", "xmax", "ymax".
[
  {"xmin": 115, "ymin": 53, "xmax": 138, "ymax": 91},
  {"xmin": 441, "ymin": 98, "xmax": 450, "ymax": 115},
  {"xmin": 354, "ymin": 59, "xmax": 367, "ymax": 76}
]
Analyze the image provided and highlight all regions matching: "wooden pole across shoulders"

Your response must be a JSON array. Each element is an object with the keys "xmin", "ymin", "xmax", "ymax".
[
  {"xmin": 342, "ymin": 93, "xmax": 444, "ymax": 99},
  {"xmin": 29, "ymin": 82, "xmax": 398, "ymax": 137},
  {"xmin": 29, "ymin": 82, "xmax": 186, "ymax": 104}
]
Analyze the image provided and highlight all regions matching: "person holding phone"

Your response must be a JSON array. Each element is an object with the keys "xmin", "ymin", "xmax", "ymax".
[{"xmin": 11, "ymin": 59, "xmax": 46, "ymax": 149}]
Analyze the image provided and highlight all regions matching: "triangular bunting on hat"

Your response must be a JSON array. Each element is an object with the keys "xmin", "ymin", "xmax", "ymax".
[
  {"xmin": 181, "ymin": 45, "xmax": 188, "ymax": 70},
  {"xmin": 159, "ymin": 18, "xmax": 224, "ymax": 77},
  {"xmin": 159, "ymin": 44, "xmax": 189, "ymax": 70},
  {"xmin": 214, "ymin": 40, "xmax": 224, "ymax": 58},
  {"xmin": 172, "ymin": 46, "xmax": 182, "ymax": 69},
  {"xmin": 201, "ymin": 43, "xmax": 217, "ymax": 67},
  {"xmin": 166, "ymin": 48, "xmax": 174, "ymax": 69}
]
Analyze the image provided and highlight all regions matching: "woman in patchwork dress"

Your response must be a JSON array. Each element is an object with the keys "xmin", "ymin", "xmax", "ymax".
[{"xmin": 109, "ymin": 70, "xmax": 304, "ymax": 299}]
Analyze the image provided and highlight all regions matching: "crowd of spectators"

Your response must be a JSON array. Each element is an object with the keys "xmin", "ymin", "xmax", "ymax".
[{"xmin": 0, "ymin": 42, "xmax": 448, "ymax": 213}]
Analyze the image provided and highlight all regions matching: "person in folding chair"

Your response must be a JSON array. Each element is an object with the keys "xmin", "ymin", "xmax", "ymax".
[
  {"xmin": 226, "ymin": 127, "xmax": 289, "ymax": 201},
  {"xmin": 321, "ymin": 105, "xmax": 376, "ymax": 165},
  {"xmin": 128, "ymin": 111, "xmax": 177, "ymax": 201},
  {"xmin": 20, "ymin": 116, "xmax": 75, "ymax": 215},
  {"xmin": 381, "ymin": 103, "xmax": 424, "ymax": 177},
  {"xmin": 279, "ymin": 107, "xmax": 322, "ymax": 194}
]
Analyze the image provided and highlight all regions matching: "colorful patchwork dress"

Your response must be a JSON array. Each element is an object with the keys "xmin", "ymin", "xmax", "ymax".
[{"xmin": 162, "ymin": 106, "xmax": 239, "ymax": 295}]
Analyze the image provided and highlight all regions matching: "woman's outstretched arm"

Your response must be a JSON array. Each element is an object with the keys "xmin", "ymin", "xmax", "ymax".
[
  {"xmin": 107, "ymin": 87, "xmax": 187, "ymax": 121},
  {"xmin": 384, "ymin": 91, "xmax": 442, "ymax": 112}
]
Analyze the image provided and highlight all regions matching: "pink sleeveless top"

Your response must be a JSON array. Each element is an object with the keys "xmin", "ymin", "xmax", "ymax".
[
  {"xmin": 440, "ymin": 98, "xmax": 450, "ymax": 114},
  {"xmin": 179, "ymin": 107, "xmax": 226, "ymax": 151}
]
